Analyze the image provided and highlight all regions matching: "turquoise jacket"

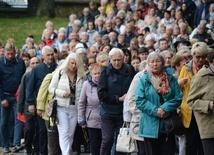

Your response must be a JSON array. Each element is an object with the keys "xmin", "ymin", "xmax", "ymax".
[{"xmin": 135, "ymin": 70, "xmax": 182, "ymax": 139}]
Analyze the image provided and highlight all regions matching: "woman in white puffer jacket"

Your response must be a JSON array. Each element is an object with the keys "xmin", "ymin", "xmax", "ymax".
[{"xmin": 49, "ymin": 53, "xmax": 86, "ymax": 155}]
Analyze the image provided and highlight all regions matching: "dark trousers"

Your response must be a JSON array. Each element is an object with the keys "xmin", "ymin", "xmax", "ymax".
[
  {"xmin": 137, "ymin": 140, "xmax": 146, "ymax": 155},
  {"xmin": 144, "ymin": 133, "xmax": 175, "ymax": 155},
  {"xmin": 88, "ymin": 127, "xmax": 102, "ymax": 155},
  {"xmin": 45, "ymin": 120, "xmax": 61, "ymax": 155},
  {"xmin": 202, "ymin": 138, "xmax": 214, "ymax": 155},
  {"xmin": 186, "ymin": 114, "xmax": 204, "ymax": 155},
  {"xmin": 36, "ymin": 114, "xmax": 48, "ymax": 155},
  {"xmin": 100, "ymin": 116, "xmax": 126, "ymax": 155},
  {"xmin": 24, "ymin": 114, "xmax": 39, "ymax": 154}
]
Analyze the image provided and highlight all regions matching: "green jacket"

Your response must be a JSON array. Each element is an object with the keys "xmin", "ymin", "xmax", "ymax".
[
  {"xmin": 135, "ymin": 70, "xmax": 182, "ymax": 139},
  {"xmin": 187, "ymin": 66, "xmax": 214, "ymax": 139}
]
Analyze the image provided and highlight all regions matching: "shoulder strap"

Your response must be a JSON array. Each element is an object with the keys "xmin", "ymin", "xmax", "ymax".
[
  {"xmin": 58, "ymin": 70, "xmax": 62, "ymax": 80},
  {"xmin": 53, "ymin": 70, "xmax": 63, "ymax": 98}
]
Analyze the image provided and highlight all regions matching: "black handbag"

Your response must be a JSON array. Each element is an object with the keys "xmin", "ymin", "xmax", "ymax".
[
  {"xmin": 162, "ymin": 112, "xmax": 185, "ymax": 135},
  {"xmin": 158, "ymin": 93, "xmax": 185, "ymax": 135}
]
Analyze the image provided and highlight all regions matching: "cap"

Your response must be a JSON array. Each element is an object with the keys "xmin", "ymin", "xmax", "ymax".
[{"xmin": 173, "ymin": 38, "xmax": 190, "ymax": 49}]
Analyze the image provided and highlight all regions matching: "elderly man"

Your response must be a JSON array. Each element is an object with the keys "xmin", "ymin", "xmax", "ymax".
[
  {"xmin": 100, "ymin": 19, "xmax": 119, "ymax": 35},
  {"xmin": 26, "ymin": 46, "xmax": 57, "ymax": 155},
  {"xmin": 17, "ymin": 57, "xmax": 40, "ymax": 155},
  {"xmin": 52, "ymin": 32, "xmax": 68, "ymax": 52},
  {"xmin": 0, "ymin": 42, "xmax": 26, "ymax": 153},
  {"xmin": 97, "ymin": 48, "xmax": 135, "ymax": 155}
]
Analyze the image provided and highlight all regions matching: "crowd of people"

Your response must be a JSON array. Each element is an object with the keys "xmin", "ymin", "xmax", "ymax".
[{"xmin": 0, "ymin": 0, "xmax": 214, "ymax": 155}]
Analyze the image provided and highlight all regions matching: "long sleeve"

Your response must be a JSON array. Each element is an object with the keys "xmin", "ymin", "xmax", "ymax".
[
  {"xmin": 78, "ymin": 81, "xmax": 87, "ymax": 125},
  {"xmin": 97, "ymin": 67, "xmax": 119, "ymax": 103},
  {"xmin": 18, "ymin": 74, "xmax": 27, "ymax": 113},
  {"xmin": 37, "ymin": 73, "xmax": 53, "ymax": 111},
  {"xmin": 26, "ymin": 69, "xmax": 36, "ymax": 105},
  {"xmin": 48, "ymin": 70, "xmax": 65, "ymax": 98}
]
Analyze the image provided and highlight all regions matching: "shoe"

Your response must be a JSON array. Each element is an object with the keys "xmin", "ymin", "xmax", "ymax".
[
  {"xmin": 3, "ymin": 147, "xmax": 11, "ymax": 153},
  {"xmin": 23, "ymin": 149, "xmax": 31, "ymax": 155},
  {"xmin": 13, "ymin": 145, "xmax": 23, "ymax": 152}
]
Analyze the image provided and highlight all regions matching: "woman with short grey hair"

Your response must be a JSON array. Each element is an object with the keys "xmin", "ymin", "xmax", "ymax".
[{"xmin": 135, "ymin": 51, "xmax": 182, "ymax": 155}]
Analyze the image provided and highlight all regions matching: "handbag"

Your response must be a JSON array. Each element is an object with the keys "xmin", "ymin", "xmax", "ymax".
[
  {"xmin": 46, "ymin": 70, "xmax": 62, "ymax": 117},
  {"xmin": 116, "ymin": 122, "xmax": 138, "ymax": 153},
  {"xmin": 46, "ymin": 89, "xmax": 57, "ymax": 117},
  {"xmin": 46, "ymin": 89, "xmax": 58, "ymax": 132},
  {"xmin": 158, "ymin": 93, "xmax": 185, "ymax": 135},
  {"xmin": 162, "ymin": 112, "xmax": 185, "ymax": 135}
]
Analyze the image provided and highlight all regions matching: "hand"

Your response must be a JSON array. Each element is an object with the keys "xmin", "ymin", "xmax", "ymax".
[
  {"xmin": 209, "ymin": 101, "xmax": 214, "ymax": 110},
  {"xmin": 37, "ymin": 109, "xmax": 43, "ymax": 117},
  {"xmin": 81, "ymin": 125, "xmax": 86, "ymax": 129},
  {"xmin": 119, "ymin": 94, "xmax": 126, "ymax": 102},
  {"xmin": 1, "ymin": 99, "xmax": 9, "ymax": 107},
  {"xmin": 63, "ymin": 91, "xmax": 71, "ymax": 98},
  {"xmin": 28, "ymin": 105, "xmax": 35, "ymax": 114},
  {"xmin": 157, "ymin": 108, "xmax": 168, "ymax": 118},
  {"xmin": 178, "ymin": 78, "xmax": 188, "ymax": 86}
]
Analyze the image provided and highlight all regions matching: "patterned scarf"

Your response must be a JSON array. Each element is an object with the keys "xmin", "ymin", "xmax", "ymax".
[
  {"xmin": 192, "ymin": 60, "xmax": 200, "ymax": 75},
  {"xmin": 151, "ymin": 71, "xmax": 169, "ymax": 95}
]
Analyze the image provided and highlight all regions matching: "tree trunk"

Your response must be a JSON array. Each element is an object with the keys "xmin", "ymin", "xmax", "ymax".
[{"xmin": 36, "ymin": 0, "xmax": 55, "ymax": 18}]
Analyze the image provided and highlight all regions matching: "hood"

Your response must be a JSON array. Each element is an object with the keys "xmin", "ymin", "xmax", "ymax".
[
  {"xmin": 106, "ymin": 61, "xmax": 129, "ymax": 75},
  {"xmin": 87, "ymin": 75, "xmax": 97, "ymax": 87}
]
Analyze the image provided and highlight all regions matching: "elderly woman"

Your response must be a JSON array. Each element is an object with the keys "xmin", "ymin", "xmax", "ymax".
[
  {"xmin": 187, "ymin": 50, "xmax": 214, "ymax": 155},
  {"xmin": 97, "ymin": 48, "xmax": 135, "ymax": 155},
  {"xmin": 135, "ymin": 52, "xmax": 182, "ymax": 155},
  {"xmin": 48, "ymin": 53, "xmax": 86, "ymax": 155},
  {"xmin": 178, "ymin": 42, "xmax": 209, "ymax": 155},
  {"xmin": 123, "ymin": 60, "xmax": 147, "ymax": 155},
  {"xmin": 78, "ymin": 63, "xmax": 102, "ymax": 155}
]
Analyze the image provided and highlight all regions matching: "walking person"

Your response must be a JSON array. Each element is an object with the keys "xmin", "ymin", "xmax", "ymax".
[
  {"xmin": 187, "ymin": 50, "xmax": 214, "ymax": 155},
  {"xmin": 0, "ymin": 42, "xmax": 26, "ymax": 153},
  {"xmin": 49, "ymin": 53, "xmax": 86, "ymax": 155},
  {"xmin": 97, "ymin": 48, "xmax": 135, "ymax": 155},
  {"xmin": 135, "ymin": 52, "xmax": 182, "ymax": 155},
  {"xmin": 178, "ymin": 42, "xmax": 209, "ymax": 155},
  {"xmin": 26, "ymin": 46, "xmax": 57, "ymax": 155},
  {"xmin": 17, "ymin": 57, "xmax": 40, "ymax": 155},
  {"xmin": 78, "ymin": 63, "xmax": 102, "ymax": 155}
]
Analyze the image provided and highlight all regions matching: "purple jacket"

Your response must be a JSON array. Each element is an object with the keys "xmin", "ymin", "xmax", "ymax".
[{"xmin": 78, "ymin": 80, "xmax": 101, "ymax": 129}]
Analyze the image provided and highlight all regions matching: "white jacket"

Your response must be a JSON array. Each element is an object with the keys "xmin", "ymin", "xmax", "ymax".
[{"xmin": 49, "ymin": 70, "xmax": 85, "ymax": 108}]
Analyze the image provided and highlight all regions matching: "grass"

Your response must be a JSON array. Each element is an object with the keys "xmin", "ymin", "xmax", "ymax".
[{"xmin": 0, "ymin": 17, "xmax": 68, "ymax": 49}]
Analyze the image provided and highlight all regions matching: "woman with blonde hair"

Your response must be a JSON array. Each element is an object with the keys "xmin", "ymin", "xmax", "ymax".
[
  {"xmin": 179, "ymin": 42, "xmax": 209, "ymax": 155},
  {"xmin": 48, "ymin": 53, "xmax": 86, "ymax": 155}
]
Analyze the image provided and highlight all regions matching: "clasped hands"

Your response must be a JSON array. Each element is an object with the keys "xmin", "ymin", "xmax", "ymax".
[{"xmin": 157, "ymin": 108, "xmax": 169, "ymax": 118}]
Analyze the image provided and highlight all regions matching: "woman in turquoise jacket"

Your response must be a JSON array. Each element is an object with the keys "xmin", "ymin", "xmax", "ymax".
[{"xmin": 135, "ymin": 52, "xmax": 182, "ymax": 155}]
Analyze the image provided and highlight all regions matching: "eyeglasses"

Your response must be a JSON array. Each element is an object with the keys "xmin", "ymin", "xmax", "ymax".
[{"xmin": 195, "ymin": 55, "xmax": 206, "ymax": 60}]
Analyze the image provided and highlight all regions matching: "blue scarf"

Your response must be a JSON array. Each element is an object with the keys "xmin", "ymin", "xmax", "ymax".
[{"xmin": 88, "ymin": 75, "xmax": 97, "ymax": 87}]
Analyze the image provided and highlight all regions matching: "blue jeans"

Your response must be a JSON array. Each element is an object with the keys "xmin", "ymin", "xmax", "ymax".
[
  {"xmin": 13, "ymin": 119, "xmax": 24, "ymax": 146},
  {"xmin": 0, "ymin": 102, "xmax": 21, "ymax": 147}
]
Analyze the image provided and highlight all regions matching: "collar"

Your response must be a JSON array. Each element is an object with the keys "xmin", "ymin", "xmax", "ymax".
[{"xmin": 3, "ymin": 56, "xmax": 19, "ymax": 65}]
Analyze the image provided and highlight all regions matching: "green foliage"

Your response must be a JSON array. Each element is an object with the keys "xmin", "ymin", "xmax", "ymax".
[{"xmin": 0, "ymin": 17, "xmax": 68, "ymax": 49}]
